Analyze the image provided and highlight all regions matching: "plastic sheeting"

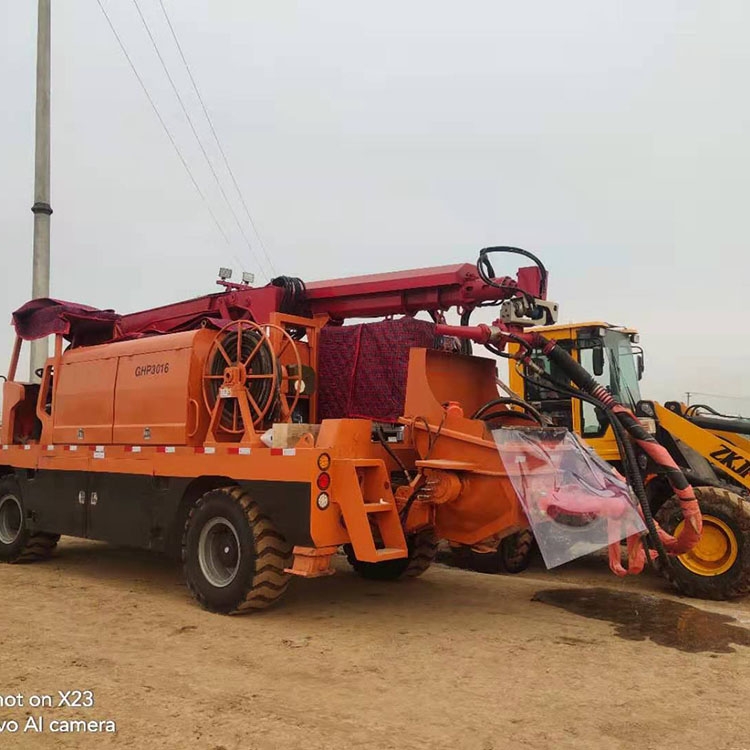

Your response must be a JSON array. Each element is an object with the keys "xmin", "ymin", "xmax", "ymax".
[{"xmin": 493, "ymin": 427, "xmax": 646, "ymax": 568}]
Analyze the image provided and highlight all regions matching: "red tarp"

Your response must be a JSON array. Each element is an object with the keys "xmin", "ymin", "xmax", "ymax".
[
  {"xmin": 12, "ymin": 299, "xmax": 121, "ymax": 347},
  {"xmin": 11, "ymin": 299, "xmax": 238, "ymax": 347},
  {"xmin": 317, "ymin": 317, "xmax": 436, "ymax": 422}
]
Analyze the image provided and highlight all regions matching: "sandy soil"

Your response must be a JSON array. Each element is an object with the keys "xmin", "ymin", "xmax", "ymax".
[{"xmin": 1, "ymin": 539, "xmax": 749, "ymax": 750}]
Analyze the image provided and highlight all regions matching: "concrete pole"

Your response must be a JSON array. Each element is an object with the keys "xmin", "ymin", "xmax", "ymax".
[{"xmin": 30, "ymin": 0, "xmax": 52, "ymax": 380}]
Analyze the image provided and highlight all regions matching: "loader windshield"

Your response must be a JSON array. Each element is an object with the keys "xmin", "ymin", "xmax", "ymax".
[
  {"xmin": 601, "ymin": 329, "xmax": 641, "ymax": 409},
  {"xmin": 522, "ymin": 328, "xmax": 641, "ymax": 437},
  {"xmin": 579, "ymin": 329, "xmax": 641, "ymax": 436}
]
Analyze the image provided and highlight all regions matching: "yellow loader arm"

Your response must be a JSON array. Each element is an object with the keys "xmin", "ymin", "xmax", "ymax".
[{"xmin": 652, "ymin": 403, "xmax": 750, "ymax": 489}]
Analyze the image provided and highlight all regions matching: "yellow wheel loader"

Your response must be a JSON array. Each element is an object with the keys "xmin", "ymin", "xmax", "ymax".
[{"xmin": 494, "ymin": 322, "xmax": 750, "ymax": 600}]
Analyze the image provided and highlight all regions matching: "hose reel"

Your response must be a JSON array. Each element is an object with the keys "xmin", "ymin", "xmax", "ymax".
[{"xmin": 202, "ymin": 320, "xmax": 303, "ymax": 439}]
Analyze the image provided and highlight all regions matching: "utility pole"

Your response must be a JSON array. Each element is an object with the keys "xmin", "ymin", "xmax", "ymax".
[
  {"xmin": 686, "ymin": 392, "xmax": 691, "ymax": 406},
  {"xmin": 30, "ymin": 0, "xmax": 52, "ymax": 379}
]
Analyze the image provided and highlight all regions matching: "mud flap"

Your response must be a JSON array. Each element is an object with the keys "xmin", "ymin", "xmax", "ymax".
[{"xmin": 492, "ymin": 428, "xmax": 645, "ymax": 568}]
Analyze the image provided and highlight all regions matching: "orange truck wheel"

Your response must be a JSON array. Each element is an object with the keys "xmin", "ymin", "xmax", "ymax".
[{"xmin": 182, "ymin": 486, "xmax": 292, "ymax": 613}]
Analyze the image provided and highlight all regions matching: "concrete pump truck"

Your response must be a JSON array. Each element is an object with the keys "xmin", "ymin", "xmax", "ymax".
[{"xmin": 0, "ymin": 248, "xmax": 703, "ymax": 613}]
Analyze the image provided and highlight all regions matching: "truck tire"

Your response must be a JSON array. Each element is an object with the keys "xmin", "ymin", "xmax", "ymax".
[
  {"xmin": 0, "ymin": 476, "xmax": 59, "ymax": 563},
  {"xmin": 182, "ymin": 486, "xmax": 292, "ymax": 614},
  {"xmin": 458, "ymin": 547, "xmax": 502, "ymax": 574},
  {"xmin": 500, "ymin": 529, "xmax": 534, "ymax": 573},
  {"xmin": 345, "ymin": 528, "xmax": 437, "ymax": 581},
  {"xmin": 655, "ymin": 486, "xmax": 750, "ymax": 600},
  {"xmin": 439, "ymin": 531, "xmax": 534, "ymax": 575}
]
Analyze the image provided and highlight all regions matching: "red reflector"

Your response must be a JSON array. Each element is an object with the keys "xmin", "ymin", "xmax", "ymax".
[{"xmin": 317, "ymin": 472, "xmax": 331, "ymax": 491}]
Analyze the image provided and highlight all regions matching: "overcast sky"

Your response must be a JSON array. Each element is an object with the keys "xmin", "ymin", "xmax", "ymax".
[{"xmin": 1, "ymin": 1, "xmax": 749, "ymax": 411}]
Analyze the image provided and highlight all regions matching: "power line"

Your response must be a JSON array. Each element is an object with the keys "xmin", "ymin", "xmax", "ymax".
[
  {"xmin": 686, "ymin": 391, "xmax": 750, "ymax": 403},
  {"xmin": 157, "ymin": 0, "xmax": 278, "ymax": 279},
  {"xmin": 132, "ymin": 0, "xmax": 270, "ymax": 281},
  {"xmin": 94, "ymin": 0, "xmax": 231, "ymax": 248}
]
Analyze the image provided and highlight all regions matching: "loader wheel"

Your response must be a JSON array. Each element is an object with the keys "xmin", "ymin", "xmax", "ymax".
[
  {"xmin": 345, "ymin": 528, "xmax": 437, "ymax": 581},
  {"xmin": 0, "ymin": 477, "xmax": 59, "ymax": 564},
  {"xmin": 182, "ymin": 486, "xmax": 292, "ymax": 614},
  {"xmin": 655, "ymin": 486, "xmax": 750, "ymax": 601}
]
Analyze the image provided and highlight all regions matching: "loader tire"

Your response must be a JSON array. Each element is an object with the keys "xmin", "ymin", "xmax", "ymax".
[
  {"xmin": 345, "ymin": 528, "xmax": 437, "ymax": 581},
  {"xmin": 182, "ymin": 486, "xmax": 292, "ymax": 614},
  {"xmin": 655, "ymin": 486, "xmax": 750, "ymax": 601},
  {"xmin": 0, "ymin": 476, "xmax": 59, "ymax": 564}
]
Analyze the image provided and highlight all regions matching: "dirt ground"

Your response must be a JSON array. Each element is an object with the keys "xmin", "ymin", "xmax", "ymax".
[{"xmin": 1, "ymin": 540, "xmax": 750, "ymax": 750}]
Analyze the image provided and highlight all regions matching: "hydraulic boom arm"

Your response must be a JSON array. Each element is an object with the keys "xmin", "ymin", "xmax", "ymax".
[{"xmin": 115, "ymin": 248, "xmax": 554, "ymax": 338}]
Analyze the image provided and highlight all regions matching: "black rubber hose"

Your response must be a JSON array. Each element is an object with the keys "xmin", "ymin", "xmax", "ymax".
[
  {"xmin": 534, "ymin": 345, "xmax": 671, "ymax": 565},
  {"xmin": 607, "ymin": 406, "xmax": 670, "ymax": 565},
  {"xmin": 376, "ymin": 426, "xmax": 412, "ymax": 483},
  {"xmin": 479, "ymin": 410, "xmax": 541, "ymax": 426},
  {"xmin": 210, "ymin": 330, "xmax": 276, "ymax": 429},
  {"xmin": 477, "ymin": 246, "xmax": 548, "ymax": 299},
  {"xmin": 686, "ymin": 414, "xmax": 750, "ymax": 436},
  {"xmin": 271, "ymin": 276, "xmax": 308, "ymax": 339},
  {"xmin": 459, "ymin": 309, "xmax": 473, "ymax": 356},
  {"xmin": 543, "ymin": 345, "xmax": 600, "ymax": 394},
  {"xmin": 685, "ymin": 403, "xmax": 722, "ymax": 417},
  {"xmin": 472, "ymin": 396, "xmax": 546, "ymax": 425}
]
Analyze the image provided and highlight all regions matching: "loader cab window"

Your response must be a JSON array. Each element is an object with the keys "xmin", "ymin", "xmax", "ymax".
[
  {"xmin": 579, "ymin": 330, "xmax": 642, "ymax": 437},
  {"xmin": 523, "ymin": 340, "xmax": 574, "ymax": 430},
  {"xmin": 579, "ymin": 343, "xmax": 611, "ymax": 437}
]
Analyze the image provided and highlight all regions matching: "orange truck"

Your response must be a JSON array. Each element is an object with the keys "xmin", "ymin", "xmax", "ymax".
[{"xmin": 0, "ymin": 248, "xmax": 701, "ymax": 612}]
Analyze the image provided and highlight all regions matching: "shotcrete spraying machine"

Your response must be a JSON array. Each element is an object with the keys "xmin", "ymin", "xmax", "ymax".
[{"xmin": 0, "ymin": 247, "xmax": 701, "ymax": 613}]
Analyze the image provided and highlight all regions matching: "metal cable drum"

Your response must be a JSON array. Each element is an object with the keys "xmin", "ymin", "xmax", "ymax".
[{"xmin": 206, "ymin": 328, "xmax": 280, "ymax": 431}]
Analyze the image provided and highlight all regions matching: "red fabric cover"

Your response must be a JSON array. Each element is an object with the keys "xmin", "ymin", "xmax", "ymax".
[
  {"xmin": 114, "ymin": 315, "xmax": 237, "ymax": 341},
  {"xmin": 12, "ymin": 299, "xmax": 236, "ymax": 347},
  {"xmin": 318, "ymin": 317, "xmax": 436, "ymax": 422},
  {"xmin": 12, "ymin": 299, "xmax": 120, "ymax": 347}
]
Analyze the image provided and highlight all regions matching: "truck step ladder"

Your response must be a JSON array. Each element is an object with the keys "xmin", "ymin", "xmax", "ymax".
[{"xmin": 334, "ymin": 459, "xmax": 408, "ymax": 562}]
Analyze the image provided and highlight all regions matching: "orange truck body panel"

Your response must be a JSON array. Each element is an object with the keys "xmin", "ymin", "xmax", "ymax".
[
  {"xmin": 47, "ymin": 329, "xmax": 215, "ymax": 447},
  {"xmin": 402, "ymin": 349, "xmax": 528, "ymax": 543}
]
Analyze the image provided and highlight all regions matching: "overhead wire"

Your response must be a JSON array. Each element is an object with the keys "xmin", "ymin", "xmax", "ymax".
[
  {"xmin": 155, "ymin": 0, "xmax": 277, "ymax": 280},
  {"xmin": 687, "ymin": 391, "xmax": 749, "ymax": 403},
  {"xmin": 131, "ymin": 0, "xmax": 269, "ymax": 279},
  {"xmin": 157, "ymin": 0, "xmax": 277, "ymax": 279},
  {"xmin": 94, "ymin": 0, "xmax": 232, "ymax": 248}
]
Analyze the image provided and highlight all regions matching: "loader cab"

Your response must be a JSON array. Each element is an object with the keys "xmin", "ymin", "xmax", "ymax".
[{"xmin": 508, "ymin": 322, "xmax": 643, "ymax": 463}]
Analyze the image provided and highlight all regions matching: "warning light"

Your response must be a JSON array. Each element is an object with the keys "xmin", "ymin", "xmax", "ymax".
[
  {"xmin": 317, "ymin": 472, "xmax": 331, "ymax": 491},
  {"xmin": 316, "ymin": 493, "xmax": 330, "ymax": 510},
  {"xmin": 317, "ymin": 453, "xmax": 331, "ymax": 471}
]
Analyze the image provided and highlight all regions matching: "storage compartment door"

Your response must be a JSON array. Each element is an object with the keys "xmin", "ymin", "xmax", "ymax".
[
  {"xmin": 52, "ymin": 358, "xmax": 117, "ymax": 444},
  {"xmin": 113, "ymin": 347, "xmax": 193, "ymax": 445}
]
